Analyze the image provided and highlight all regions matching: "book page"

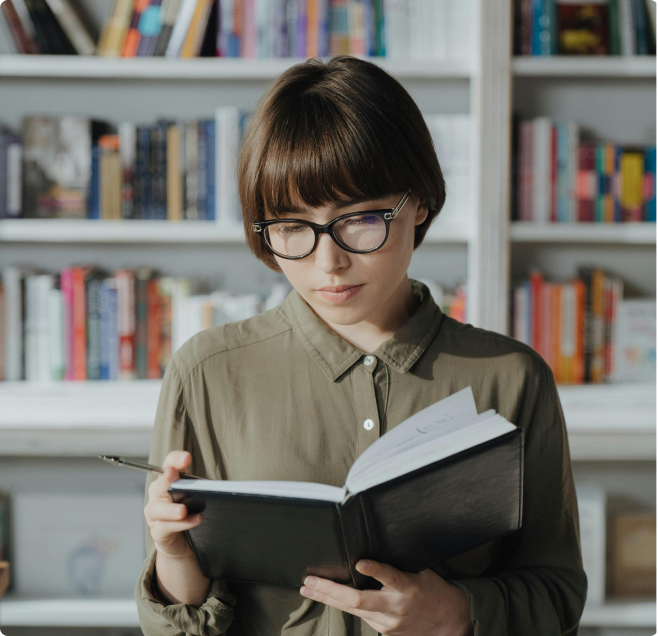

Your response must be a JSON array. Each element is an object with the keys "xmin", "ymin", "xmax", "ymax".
[
  {"xmin": 170, "ymin": 479, "xmax": 347, "ymax": 503},
  {"xmin": 347, "ymin": 386, "xmax": 479, "ymax": 484}
]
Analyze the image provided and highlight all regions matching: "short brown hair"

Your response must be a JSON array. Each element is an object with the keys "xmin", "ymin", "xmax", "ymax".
[{"xmin": 237, "ymin": 54, "xmax": 446, "ymax": 273}]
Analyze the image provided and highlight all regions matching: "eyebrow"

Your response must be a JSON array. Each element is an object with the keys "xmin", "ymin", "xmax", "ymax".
[{"xmin": 278, "ymin": 194, "xmax": 385, "ymax": 215}]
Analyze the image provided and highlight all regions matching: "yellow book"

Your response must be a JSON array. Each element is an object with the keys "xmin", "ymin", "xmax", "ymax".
[
  {"xmin": 96, "ymin": 0, "xmax": 135, "ymax": 57},
  {"xmin": 180, "ymin": 0, "xmax": 212, "ymax": 58},
  {"xmin": 166, "ymin": 124, "xmax": 183, "ymax": 222},
  {"xmin": 620, "ymin": 151, "xmax": 644, "ymax": 222}
]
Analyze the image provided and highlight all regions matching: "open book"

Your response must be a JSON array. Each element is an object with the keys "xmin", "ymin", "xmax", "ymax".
[{"xmin": 169, "ymin": 386, "xmax": 524, "ymax": 589}]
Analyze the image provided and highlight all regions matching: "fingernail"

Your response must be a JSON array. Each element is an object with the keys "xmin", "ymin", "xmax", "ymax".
[
  {"xmin": 304, "ymin": 576, "xmax": 318, "ymax": 588},
  {"xmin": 357, "ymin": 560, "xmax": 370, "ymax": 571}
]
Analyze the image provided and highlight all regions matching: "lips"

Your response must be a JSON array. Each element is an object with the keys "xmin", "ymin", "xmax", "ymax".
[{"xmin": 318, "ymin": 285, "xmax": 359, "ymax": 292}]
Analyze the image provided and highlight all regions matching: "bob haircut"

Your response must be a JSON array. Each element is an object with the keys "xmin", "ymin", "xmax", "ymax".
[{"xmin": 237, "ymin": 54, "xmax": 446, "ymax": 273}]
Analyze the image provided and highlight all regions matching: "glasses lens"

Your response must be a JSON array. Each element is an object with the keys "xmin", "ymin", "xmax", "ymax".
[
  {"xmin": 265, "ymin": 222, "xmax": 315, "ymax": 257},
  {"xmin": 334, "ymin": 214, "xmax": 387, "ymax": 251}
]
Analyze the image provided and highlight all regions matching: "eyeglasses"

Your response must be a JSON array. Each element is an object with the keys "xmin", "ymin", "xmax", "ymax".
[{"xmin": 252, "ymin": 189, "xmax": 412, "ymax": 260}]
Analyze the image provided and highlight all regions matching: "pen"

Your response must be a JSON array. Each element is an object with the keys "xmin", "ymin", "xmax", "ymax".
[{"xmin": 98, "ymin": 455, "xmax": 211, "ymax": 480}]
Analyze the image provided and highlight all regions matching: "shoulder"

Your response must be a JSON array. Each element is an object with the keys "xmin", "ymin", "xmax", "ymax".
[
  {"xmin": 437, "ymin": 313, "xmax": 553, "ymax": 387},
  {"xmin": 170, "ymin": 304, "xmax": 293, "ymax": 384}
]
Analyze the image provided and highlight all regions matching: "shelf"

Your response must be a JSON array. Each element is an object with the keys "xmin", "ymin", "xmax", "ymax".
[
  {"xmin": 0, "ymin": 381, "xmax": 653, "ymax": 457},
  {"xmin": 0, "ymin": 596, "xmax": 139, "ymax": 627},
  {"xmin": 513, "ymin": 55, "xmax": 656, "ymax": 77},
  {"xmin": 0, "ymin": 55, "xmax": 475, "ymax": 80},
  {"xmin": 580, "ymin": 600, "xmax": 656, "ymax": 628},
  {"xmin": 510, "ymin": 221, "xmax": 656, "ymax": 244},
  {"xmin": 0, "ymin": 218, "xmax": 473, "ymax": 244},
  {"xmin": 0, "ymin": 596, "xmax": 653, "ymax": 628}
]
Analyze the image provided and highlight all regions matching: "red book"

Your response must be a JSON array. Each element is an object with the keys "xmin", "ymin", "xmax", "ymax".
[
  {"xmin": 574, "ymin": 279, "xmax": 585, "ymax": 384},
  {"xmin": 577, "ymin": 142, "xmax": 596, "ymax": 222},
  {"xmin": 116, "ymin": 269, "xmax": 136, "ymax": 380},
  {"xmin": 1, "ymin": 0, "xmax": 37, "ymax": 53},
  {"xmin": 146, "ymin": 278, "xmax": 161, "ymax": 379},
  {"xmin": 71, "ymin": 266, "xmax": 87, "ymax": 381},
  {"xmin": 60, "ymin": 268, "xmax": 74, "ymax": 380}
]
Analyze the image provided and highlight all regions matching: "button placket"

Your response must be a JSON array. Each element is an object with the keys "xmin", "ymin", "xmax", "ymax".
[{"xmin": 353, "ymin": 355, "xmax": 381, "ymax": 457}]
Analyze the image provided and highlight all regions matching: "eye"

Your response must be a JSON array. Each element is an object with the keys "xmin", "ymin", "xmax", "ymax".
[{"xmin": 277, "ymin": 224, "xmax": 306, "ymax": 234}]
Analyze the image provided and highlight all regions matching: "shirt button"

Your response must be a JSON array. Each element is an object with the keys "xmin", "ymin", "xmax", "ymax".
[
  {"xmin": 363, "ymin": 419, "xmax": 374, "ymax": 431},
  {"xmin": 363, "ymin": 355, "xmax": 375, "ymax": 366}
]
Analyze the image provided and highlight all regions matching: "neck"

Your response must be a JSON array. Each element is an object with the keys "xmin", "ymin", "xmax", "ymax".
[{"xmin": 314, "ymin": 276, "xmax": 421, "ymax": 354}]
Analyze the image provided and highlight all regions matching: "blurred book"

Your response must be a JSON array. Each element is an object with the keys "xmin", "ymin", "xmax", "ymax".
[
  {"xmin": 614, "ymin": 298, "xmax": 656, "ymax": 382},
  {"xmin": 610, "ymin": 511, "xmax": 656, "ymax": 597},
  {"xmin": 515, "ymin": 0, "xmax": 656, "ymax": 55},
  {"xmin": 512, "ymin": 113, "xmax": 656, "ymax": 224},
  {"xmin": 575, "ymin": 483, "xmax": 606, "ymax": 605}
]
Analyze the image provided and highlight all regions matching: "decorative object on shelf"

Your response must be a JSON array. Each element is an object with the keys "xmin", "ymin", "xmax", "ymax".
[{"xmin": 511, "ymin": 112, "xmax": 656, "ymax": 224}]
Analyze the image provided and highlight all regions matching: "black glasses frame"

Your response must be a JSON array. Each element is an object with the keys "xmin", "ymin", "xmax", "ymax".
[{"xmin": 251, "ymin": 189, "xmax": 413, "ymax": 260}]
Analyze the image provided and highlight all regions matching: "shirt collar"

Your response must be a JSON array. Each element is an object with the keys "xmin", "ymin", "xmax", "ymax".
[{"xmin": 279, "ymin": 278, "xmax": 444, "ymax": 382}]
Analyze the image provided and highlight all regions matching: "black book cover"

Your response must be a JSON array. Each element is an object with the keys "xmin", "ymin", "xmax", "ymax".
[
  {"xmin": 578, "ymin": 265, "xmax": 593, "ymax": 383},
  {"xmin": 170, "ymin": 427, "xmax": 523, "ymax": 590}
]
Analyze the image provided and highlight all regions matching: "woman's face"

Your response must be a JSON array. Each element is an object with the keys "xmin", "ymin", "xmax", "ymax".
[{"xmin": 269, "ymin": 192, "xmax": 429, "ymax": 326}]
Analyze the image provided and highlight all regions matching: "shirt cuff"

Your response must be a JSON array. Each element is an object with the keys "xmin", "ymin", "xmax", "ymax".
[
  {"xmin": 450, "ymin": 577, "xmax": 506, "ymax": 636},
  {"xmin": 137, "ymin": 548, "xmax": 236, "ymax": 636}
]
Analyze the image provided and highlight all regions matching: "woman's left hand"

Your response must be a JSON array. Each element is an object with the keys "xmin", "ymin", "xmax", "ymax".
[{"xmin": 299, "ymin": 559, "xmax": 474, "ymax": 636}]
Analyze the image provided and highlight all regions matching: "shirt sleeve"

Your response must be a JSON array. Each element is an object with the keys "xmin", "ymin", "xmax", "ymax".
[
  {"xmin": 450, "ymin": 360, "xmax": 587, "ymax": 635},
  {"xmin": 134, "ymin": 357, "xmax": 237, "ymax": 636}
]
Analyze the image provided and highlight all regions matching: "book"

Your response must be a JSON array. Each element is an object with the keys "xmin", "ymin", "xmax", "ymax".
[
  {"xmin": 42, "ymin": 0, "xmax": 96, "ymax": 55},
  {"xmin": 168, "ymin": 386, "xmax": 523, "ymax": 589},
  {"xmin": 611, "ymin": 511, "xmax": 656, "ymax": 597},
  {"xmin": 96, "ymin": 0, "xmax": 134, "ymax": 56}
]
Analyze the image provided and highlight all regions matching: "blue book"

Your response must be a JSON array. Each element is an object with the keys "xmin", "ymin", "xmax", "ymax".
[
  {"xmin": 89, "ymin": 143, "xmax": 100, "ymax": 219},
  {"xmin": 532, "ymin": 0, "xmax": 542, "ymax": 55},
  {"xmin": 205, "ymin": 120, "xmax": 216, "ymax": 221},
  {"xmin": 100, "ymin": 278, "xmax": 119, "ymax": 381},
  {"xmin": 632, "ymin": 0, "xmax": 649, "ymax": 54},
  {"xmin": 99, "ymin": 279, "xmax": 110, "ymax": 381},
  {"xmin": 645, "ymin": 146, "xmax": 656, "ymax": 222}
]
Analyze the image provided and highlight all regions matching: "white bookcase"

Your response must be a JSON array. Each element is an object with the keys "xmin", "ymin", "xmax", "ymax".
[{"xmin": 0, "ymin": 0, "xmax": 655, "ymax": 633}]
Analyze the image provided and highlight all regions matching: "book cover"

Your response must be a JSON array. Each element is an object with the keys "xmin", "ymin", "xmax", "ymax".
[
  {"xmin": 22, "ymin": 116, "xmax": 91, "ymax": 219},
  {"xmin": 116, "ymin": 269, "xmax": 136, "ymax": 380},
  {"xmin": 71, "ymin": 266, "xmax": 88, "ymax": 381},
  {"xmin": 96, "ymin": 0, "xmax": 134, "ymax": 56},
  {"xmin": 86, "ymin": 268, "xmax": 104, "ymax": 381},
  {"xmin": 42, "ymin": 0, "xmax": 95, "ymax": 55},
  {"xmin": 644, "ymin": 145, "xmax": 656, "ymax": 221},
  {"xmin": 620, "ymin": 149, "xmax": 644, "ymax": 222},
  {"xmin": 165, "ymin": 0, "xmax": 198, "ymax": 56},
  {"xmin": 121, "ymin": 0, "xmax": 150, "ymax": 56},
  {"xmin": 136, "ymin": 0, "xmax": 163, "ymax": 56},
  {"xmin": 577, "ymin": 141, "xmax": 596, "ymax": 222},
  {"xmin": 146, "ymin": 277, "xmax": 162, "ymax": 379},
  {"xmin": 557, "ymin": 0, "xmax": 609, "ymax": 54}
]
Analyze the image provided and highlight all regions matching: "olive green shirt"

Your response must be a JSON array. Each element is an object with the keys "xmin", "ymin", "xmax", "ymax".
[{"xmin": 134, "ymin": 278, "xmax": 586, "ymax": 636}]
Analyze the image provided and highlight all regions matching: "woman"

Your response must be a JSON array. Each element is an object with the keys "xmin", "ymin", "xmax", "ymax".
[{"xmin": 135, "ymin": 55, "xmax": 587, "ymax": 636}]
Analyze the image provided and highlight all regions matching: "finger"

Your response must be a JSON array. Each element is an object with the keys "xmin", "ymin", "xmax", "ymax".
[
  {"xmin": 148, "ymin": 515, "xmax": 203, "ymax": 540},
  {"xmin": 300, "ymin": 583, "xmax": 385, "ymax": 622},
  {"xmin": 146, "ymin": 500, "xmax": 191, "ymax": 523},
  {"xmin": 163, "ymin": 450, "xmax": 192, "ymax": 471},
  {"xmin": 300, "ymin": 576, "xmax": 388, "ymax": 616},
  {"xmin": 355, "ymin": 560, "xmax": 411, "ymax": 592},
  {"xmin": 150, "ymin": 467, "xmax": 181, "ymax": 499}
]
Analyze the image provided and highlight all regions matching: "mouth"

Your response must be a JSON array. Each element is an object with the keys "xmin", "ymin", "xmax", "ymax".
[{"xmin": 317, "ymin": 285, "xmax": 361, "ymax": 292}]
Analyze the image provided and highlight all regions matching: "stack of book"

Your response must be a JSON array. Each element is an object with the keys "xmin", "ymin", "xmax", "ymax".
[
  {"xmin": 0, "ymin": 269, "xmax": 467, "ymax": 383},
  {"xmin": 511, "ymin": 114, "xmax": 656, "ymax": 223},
  {"xmin": 514, "ymin": 0, "xmax": 656, "ymax": 55},
  {"xmin": 510, "ymin": 266, "xmax": 656, "ymax": 384},
  {"xmin": 0, "ymin": 112, "xmax": 470, "ymax": 224},
  {"xmin": 0, "ymin": 0, "xmax": 475, "ymax": 62},
  {"xmin": 0, "ymin": 0, "xmax": 96, "ymax": 55}
]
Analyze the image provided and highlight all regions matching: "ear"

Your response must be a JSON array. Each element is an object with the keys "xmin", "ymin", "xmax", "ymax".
[{"xmin": 414, "ymin": 197, "xmax": 429, "ymax": 226}]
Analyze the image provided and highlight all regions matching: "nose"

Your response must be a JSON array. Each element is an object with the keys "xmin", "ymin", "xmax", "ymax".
[{"xmin": 313, "ymin": 232, "xmax": 350, "ymax": 273}]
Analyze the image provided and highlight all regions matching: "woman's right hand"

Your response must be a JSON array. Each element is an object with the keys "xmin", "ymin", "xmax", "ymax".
[{"xmin": 145, "ymin": 450, "xmax": 204, "ymax": 560}]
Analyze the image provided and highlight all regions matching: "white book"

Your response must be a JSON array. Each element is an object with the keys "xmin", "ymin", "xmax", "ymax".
[
  {"xmin": 165, "ymin": 0, "xmax": 199, "ymax": 57},
  {"xmin": 216, "ymin": 106, "xmax": 241, "ymax": 228},
  {"xmin": 615, "ymin": 299, "xmax": 656, "ymax": 383},
  {"xmin": 49, "ymin": 285, "xmax": 64, "ymax": 380},
  {"xmin": 170, "ymin": 277, "xmax": 191, "ymax": 355},
  {"xmin": 532, "ymin": 117, "xmax": 552, "ymax": 223},
  {"xmin": 43, "ymin": 0, "xmax": 96, "ymax": 55},
  {"xmin": 2, "ymin": 268, "xmax": 21, "ymax": 380},
  {"xmin": 36, "ymin": 274, "xmax": 53, "ymax": 383},
  {"xmin": 7, "ymin": 139, "xmax": 22, "ymax": 218},
  {"xmin": 619, "ymin": 0, "xmax": 636, "ymax": 56},
  {"xmin": 575, "ymin": 483, "xmax": 606, "ymax": 606},
  {"xmin": 25, "ymin": 276, "xmax": 38, "ymax": 382}
]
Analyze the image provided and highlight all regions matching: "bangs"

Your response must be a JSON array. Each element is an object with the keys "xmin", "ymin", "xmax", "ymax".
[{"xmin": 253, "ymin": 90, "xmax": 406, "ymax": 219}]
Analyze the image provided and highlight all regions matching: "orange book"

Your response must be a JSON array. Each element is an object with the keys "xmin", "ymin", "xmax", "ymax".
[
  {"xmin": 542, "ymin": 282, "xmax": 554, "ymax": 372},
  {"xmin": 71, "ymin": 266, "xmax": 87, "ymax": 381},
  {"xmin": 591, "ymin": 269, "xmax": 606, "ymax": 383},
  {"xmin": 307, "ymin": 0, "xmax": 318, "ymax": 57},
  {"xmin": 574, "ymin": 278, "xmax": 585, "ymax": 384},
  {"xmin": 121, "ymin": 0, "xmax": 150, "ymax": 57},
  {"xmin": 553, "ymin": 284, "xmax": 562, "ymax": 383},
  {"xmin": 146, "ymin": 278, "xmax": 161, "ymax": 379},
  {"xmin": 529, "ymin": 269, "xmax": 543, "ymax": 358}
]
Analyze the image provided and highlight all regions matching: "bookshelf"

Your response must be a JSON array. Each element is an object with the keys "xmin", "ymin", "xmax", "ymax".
[{"xmin": 0, "ymin": 0, "xmax": 655, "ymax": 633}]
